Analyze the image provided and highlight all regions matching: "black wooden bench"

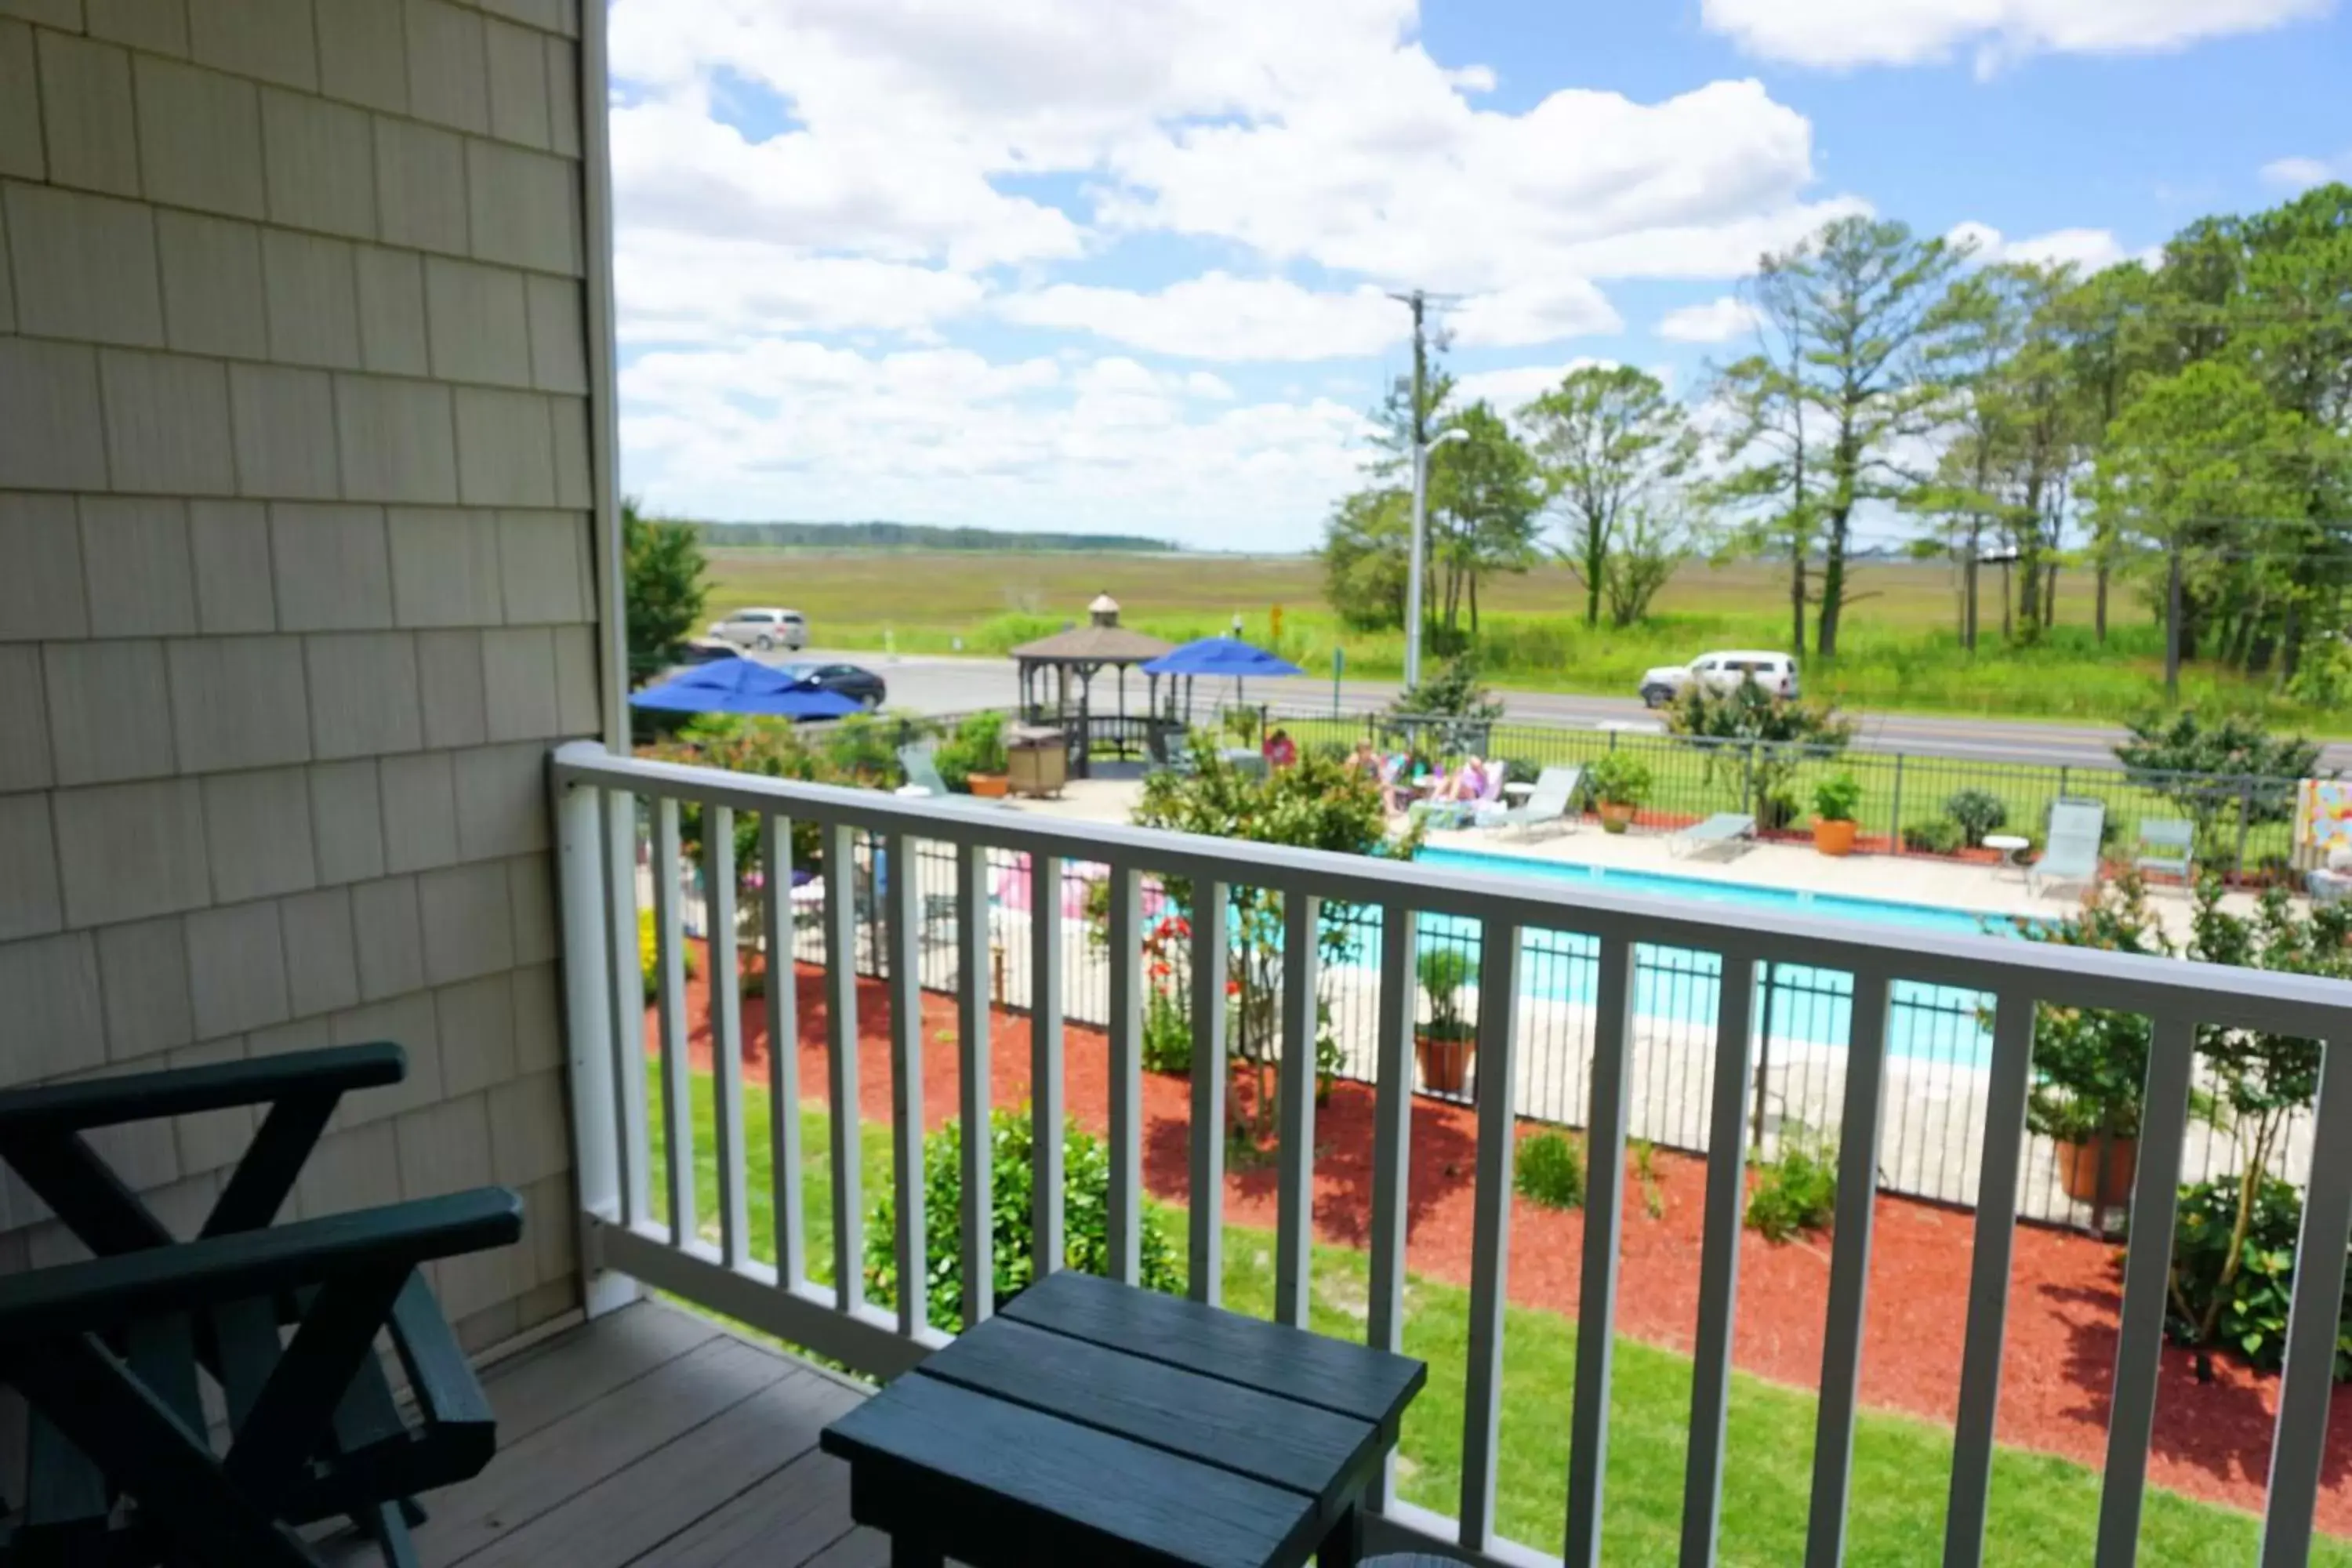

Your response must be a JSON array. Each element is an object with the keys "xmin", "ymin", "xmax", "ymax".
[
  {"xmin": 0, "ymin": 1043, "xmax": 522, "ymax": 1567},
  {"xmin": 821, "ymin": 1269, "xmax": 1426, "ymax": 1568}
]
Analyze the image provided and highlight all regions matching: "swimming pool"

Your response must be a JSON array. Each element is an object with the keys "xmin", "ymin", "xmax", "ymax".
[{"xmin": 1383, "ymin": 848, "xmax": 2013, "ymax": 1068}]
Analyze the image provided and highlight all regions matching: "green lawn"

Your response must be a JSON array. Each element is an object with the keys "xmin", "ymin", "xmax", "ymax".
[{"xmin": 646, "ymin": 1063, "xmax": 2341, "ymax": 1566}]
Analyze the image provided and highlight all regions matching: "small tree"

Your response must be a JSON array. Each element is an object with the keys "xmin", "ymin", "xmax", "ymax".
[
  {"xmin": 622, "ymin": 498, "xmax": 707, "ymax": 681},
  {"xmin": 2015, "ymin": 875, "xmax": 2170, "ymax": 1149},
  {"xmin": 1665, "ymin": 681, "xmax": 1853, "ymax": 826},
  {"xmin": 1387, "ymin": 655, "xmax": 1504, "ymax": 757},
  {"xmin": 2114, "ymin": 710, "xmax": 2322, "ymax": 851},
  {"xmin": 1131, "ymin": 746, "xmax": 1417, "ymax": 1146}
]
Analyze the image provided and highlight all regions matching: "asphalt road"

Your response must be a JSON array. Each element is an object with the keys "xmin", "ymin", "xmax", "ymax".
[{"xmin": 764, "ymin": 648, "xmax": 2352, "ymax": 770}]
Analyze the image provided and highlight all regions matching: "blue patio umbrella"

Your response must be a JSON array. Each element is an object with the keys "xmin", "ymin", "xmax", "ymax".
[
  {"xmin": 1142, "ymin": 635, "xmax": 1303, "ymax": 718},
  {"xmin": 630, "ymin": 656, "xmax": 862, "ymax": 718},
  {"xmin": 1141, "ymin": 636, "xmax": 1305, "ymax": 680}
]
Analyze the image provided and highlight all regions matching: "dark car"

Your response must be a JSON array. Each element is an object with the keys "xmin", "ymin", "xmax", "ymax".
[{"xmin": 780, "ymin": 661, "xmax": 887, "ymax": 709}]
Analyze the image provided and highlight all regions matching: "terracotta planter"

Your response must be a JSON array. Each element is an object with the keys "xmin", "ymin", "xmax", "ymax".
[
  {"xmin": 1415, "ymin": 1032, "xmax": 1475, "ymax": 1094},
  {"xmin": 967, "ymin": 773, "xmax": 1010, "ymax": 798},
  {"xmin": 2056, "ymin": 1135, "xmax": 2137, "ymax": 1207},
  {"xmin": 1813, "ymin": 818, "xmax": 1858, "ymax": 857},
  {"xmin": 1598, "ymin": 801, "xmax": 1638, "ymax": 834}
]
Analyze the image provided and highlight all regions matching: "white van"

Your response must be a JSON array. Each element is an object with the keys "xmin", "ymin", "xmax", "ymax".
[
  {"xmin": 1638, "ymin": 650, "xmax": 1800, "ymax": 707},
  {"xmin": 708, "ymin": 607, "xmax": 808, "ymax": 652}
]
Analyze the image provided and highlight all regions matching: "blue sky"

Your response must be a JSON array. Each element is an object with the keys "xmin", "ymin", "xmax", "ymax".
[{"xmin": 604, "ymin": 0, "xmax": 2349, "ymax": 551}]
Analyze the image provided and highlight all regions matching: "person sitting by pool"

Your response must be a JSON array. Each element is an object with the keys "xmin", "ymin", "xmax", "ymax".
[
  {"xmin": 1428, "ymin": 756, "xmax": 1490, "ymax": 804},
  {"xmin": 1348, "ymin": 739, "xmax": 1381, "ymax": 779},
  {"xmin": 1262, "ymin": 728, "xmax": 1298, "ymax": 769},
  {"xmin": 1376, "ymin": 752, "xmax": 1413, "ymax": 814}
]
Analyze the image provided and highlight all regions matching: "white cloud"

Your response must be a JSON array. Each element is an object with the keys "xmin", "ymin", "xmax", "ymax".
[
  {"xmin": 616, "ymin": 233, "xmax": 988, "ymax": 343},
  {"xmin": 998, "ymin": 275, "xmax": 1404, "ymax": 361},
  {"xmin": 2261, "ymin": 154, "xmax": 2347, "ymax": 191},
  {"xmin": 1701, "ymin": 0, "xmax": 2329, "ymax": 72},
  {"xmin": 1453, "ymin": 359, "xmax": 1615, "ymax": 413},
  {"xmin": 1657, "ymin": 296, "xmax": 1762, "ymax": 343},
  {"xmin": 619, "ymin": 338, "xmax": 1374, "ymax": 546},
  {"xmin": 1944, "ymin": 221, "xmax": 2130, "ymax": 272}
]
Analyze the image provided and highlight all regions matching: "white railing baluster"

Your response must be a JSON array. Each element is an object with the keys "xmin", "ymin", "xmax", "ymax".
[
  {"xmin": 2260, "ymin": 1033, "xmax": 2352, "ymax": 1566},
  {"xmin": 1367, "ymin": 904, "xmax": 1416, "ymax": 1510},
  {"xmin": 1678, "ymin": 952, "xmax": 1756, "ymax": 1568},
  {"xmin": 1461, "ymin": 920, "xmax": 1520, "ymax": 1552},
  {"xmin": 601, "ymin": 789, "xmax": 650, "ymax": 1229},
  {"xmin": 1030, "ymin": 851, "xmax": 1065, "ymax": 1276},
  {"xmin": 1106, "ymin": 865, "xmax": 1143, "ymax": 1283},
  {"xmin": 1566, "ymin": 933, "xmax": 1635, "ymax": 1566},
  {"xmin": 1804, "ymin": 970, "xmax": 1891, "ymax": 1568},
  {"xmin": 1942, "ymin": 990, "xmax": 2037, "ymax": 1566},
  {"xmin": 1190, "ymin": 878, "xmax": 1229, "ymax": 1305},
  {"xmin": 956, "ymin": 843, "xmax": 994, "ymax": 1327},
  {"xmin": 1275, "ymin": 892, "xmax": 1322, "ymax": 1327},
  {"xmin": 822, "ymin": 822, "xmax": 862, "ymax": 1312},
  {"xmin": 2094, "ymin": 1012, "xmax": 2196, "ymax": 1568},
  {"xmin": 652, "ymin": 797, "xmax": 694, "ymax": 1246},
  {"xmin": 760, "ymin": 814, "xmax": 805, "ymax": 1288},
  {"xmin": 707, "ymin": 805, "xmax": 749, "ymax": 1268},
  {"xmin": 554, "ymin": 779, "xmax": 625, "ymax": 1314},
  {"xmin": 885, "ymin": 832, "xmax": 925, "ymax": 1337}
]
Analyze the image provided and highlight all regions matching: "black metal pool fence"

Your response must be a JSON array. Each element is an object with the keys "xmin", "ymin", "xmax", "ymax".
[{"xmin": 747, "ymin": 838, "xmax": 2292, "ymax": 1234}]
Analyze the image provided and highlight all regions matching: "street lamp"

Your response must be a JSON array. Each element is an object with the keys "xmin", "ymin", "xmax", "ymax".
[{"xmin": 1404, "ymin": 424, "xmax": 1469, "ymax": 690}]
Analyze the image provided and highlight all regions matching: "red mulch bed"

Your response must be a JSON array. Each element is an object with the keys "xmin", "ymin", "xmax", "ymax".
[{"xmin": 650, "ymin": 949, "xmax": 2352, "ymax": 1530}]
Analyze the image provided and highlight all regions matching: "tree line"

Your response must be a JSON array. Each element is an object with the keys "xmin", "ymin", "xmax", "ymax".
[
  {"xmin": 698, "ymin": 521, "xmax": 1176, "ymax": 553},
  {"xmin": 1320, "ymin": 184, "xmax": 2352, "ymax": 697}
]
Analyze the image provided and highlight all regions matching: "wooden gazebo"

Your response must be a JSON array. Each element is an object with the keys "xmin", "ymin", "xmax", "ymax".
[{"xmin": 1010, "ymin": 595, "xmax": 1173, "ymax": 776}]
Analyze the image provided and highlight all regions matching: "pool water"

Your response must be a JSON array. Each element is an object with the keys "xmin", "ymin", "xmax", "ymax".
[{"xmin": 1381, "ymin": 848, "xmax": 2014, "ymax": 1068}]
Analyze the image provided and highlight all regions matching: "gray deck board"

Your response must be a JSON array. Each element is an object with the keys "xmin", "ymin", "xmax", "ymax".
[{"xmin": 320, "ymin": 1301, "xmax": 873, "ymax": 1567}]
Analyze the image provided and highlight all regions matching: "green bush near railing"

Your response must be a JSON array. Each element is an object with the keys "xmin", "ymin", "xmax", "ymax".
[
  {"xmin": 862, "ymin": 1108, "xmax": 1184, "ymax": 1331},
  {"xmin": 1745, "ymin": 1135, "xmax": 1838, "ymax": 1243},
  {"xmin": 1515, "ymin": 1131, "xmax": 1586, "ymax": 1210}
]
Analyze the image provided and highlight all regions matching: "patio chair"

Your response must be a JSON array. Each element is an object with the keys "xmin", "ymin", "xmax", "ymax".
[
  {"xmin": 1476, "ymin": 765, "xmax": 1583, "ymax": 839},
  {"xmin": 2029, "ymin": 797, "xmax": 2107, "ymax": 898},
  {"xmin": 1669, "ymin": 812, "xmax": 1755, "ymax": 860},
  {"xmin": 2135, "ymin": 818, "xmax": 2195, "ymax": 887},
  {"xmin": 896, "ymin": 743, "xmax": 950, "ymax": 797},
  {"xmin": 0, "ymin": 1044, "xmax": 521, "ymax": 1568}
]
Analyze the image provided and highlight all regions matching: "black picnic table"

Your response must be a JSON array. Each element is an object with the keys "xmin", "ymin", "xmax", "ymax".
[{"xmin": 819, "ymin": 1269, "xmax": 1427, "ymax": 1568}]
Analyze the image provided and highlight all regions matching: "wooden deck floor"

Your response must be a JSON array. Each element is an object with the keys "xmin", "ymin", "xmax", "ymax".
[{"xmin": 327, "ymin": 1301, "xmax": 884, "ymax": 1568}]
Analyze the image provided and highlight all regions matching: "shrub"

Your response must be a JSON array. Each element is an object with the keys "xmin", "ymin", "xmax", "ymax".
[
  {"xmin": 1745, "ymin": 1137, "xmax": 1838, "ymax": 1242},
  {"xmin": 1812, "ymin": 770, "xmax": 1864, "ymax": 823},
  {"xmin": 864, "ymin": 1109, "xmax": 1183, "ymax": 1331},
  {"xmin": 1416, "ymin": 946, "xmax": 1474, "ymax": 1040},
  {"xmin": 1588, "ymin": 752, "xmax": 1654, "ymax": 808},
  {"xmin": 1902, "ymin": 818, "xmax": 1965, "ymax": 855},
  {"xmin": 2165, "ymin": 1172, "xmax": 2352, "ymax": 1379},
  {"xmin": 1944, "ymin": 788, "xmax": 2009, "ymax": 847},
  {"xmin": 1514, "ymin": 1130, "xmax": 1585, "ymax": 1210},
  {"xmin": 1142, "ymin": 986, "xmax": 1192, "ymax": 1075},
  {"xmin": 637, "ymin": 907, "xmax": 697, "ymax": 996},
  {"xmin": 935, "ymin": 710, "xmax": 1011, "ymax": 789}
]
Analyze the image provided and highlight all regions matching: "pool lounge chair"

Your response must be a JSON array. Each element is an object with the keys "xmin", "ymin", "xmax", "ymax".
[
  {"xmin": 1477, "ymin": 766, "xmax": 1583, "ymax": 839},
  {"xmin": 2029, "ymin": 797, "xmax": 2107, "ymax": 898},
  {"xmin": 2136, "ymin": 818, "xmax": 2194, "ymax": 887},
  {"xmin": 1670, "ymin": 812, "xmax": 1755, "ymax": 860},
  {"xmin": 896, "ymin": 743, "xmax": 949, "ymax": 797}
]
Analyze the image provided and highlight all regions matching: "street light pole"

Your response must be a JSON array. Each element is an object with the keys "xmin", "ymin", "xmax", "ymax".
[{"xmin": 1404, "ymin": 426, "xmax": 1467, "ymax": 691}]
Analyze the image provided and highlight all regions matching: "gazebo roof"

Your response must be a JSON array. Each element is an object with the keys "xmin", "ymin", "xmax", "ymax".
[{"xmin": 1008, "ymin": 623, "xmax": 1174, "ymax": 664}]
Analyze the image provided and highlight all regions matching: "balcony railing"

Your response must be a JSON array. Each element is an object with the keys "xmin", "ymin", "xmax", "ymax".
[{"xmin": 548, "ymin": 739, "xmax": 2352, "ymax": 1566}]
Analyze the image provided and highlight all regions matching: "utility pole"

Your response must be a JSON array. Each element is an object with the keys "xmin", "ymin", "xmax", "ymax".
[{"xmin": 1396, "ymin": 289, "xmax": 1431, "ymax": 690}]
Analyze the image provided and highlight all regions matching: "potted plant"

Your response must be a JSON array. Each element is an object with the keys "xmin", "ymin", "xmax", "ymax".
[
  {"xmin": 2016, "ymin": 880, "xmax": 2168, "ymax": 1210},
  {"xmin": 1414, "ymin": 946, "xmax": 1476, "ymax": 1094},
  {"xmin": 956, "ymin": 711, "xmax": 1011, "ymax": 797},
  {"xmin": 1812, "ymin": 771, "xmax": 1863, "ymax": 857},
  {"xmin": 1588, "ymin": 753, "xmax": 1652, "ymax": 834}
]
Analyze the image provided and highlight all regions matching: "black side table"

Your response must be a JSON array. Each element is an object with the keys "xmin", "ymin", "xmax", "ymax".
[{"xmin": 820, "ymin": 1269, "xmax": 1427, "ymax": 1568}]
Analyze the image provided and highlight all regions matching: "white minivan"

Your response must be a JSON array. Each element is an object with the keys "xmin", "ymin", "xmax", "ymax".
[
  {"xmin": 708, "ymin": 607, "xmax": 808, "ymax": 652},
  {"xmin": 1638, "ymin": 650, "xmax": 1800, "ymax": 707}
]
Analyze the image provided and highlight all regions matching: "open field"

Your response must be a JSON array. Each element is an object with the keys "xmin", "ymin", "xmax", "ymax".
[{"xmin": 700, "ymin": 549, "xmax": 2343, "ymax": 731}]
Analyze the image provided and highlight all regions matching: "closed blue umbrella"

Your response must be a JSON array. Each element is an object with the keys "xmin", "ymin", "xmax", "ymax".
[{"xmin": 630, "ymin": 657, "xmax": 862, "ymax": 718}]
